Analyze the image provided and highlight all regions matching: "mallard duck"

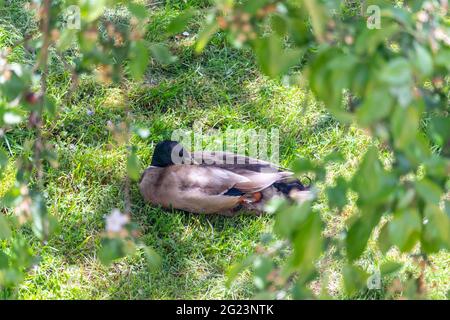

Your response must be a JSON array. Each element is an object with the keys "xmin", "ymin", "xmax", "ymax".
[{"xmin": 139, "ymin": 140, "xmax": 312, "ymax": 215}]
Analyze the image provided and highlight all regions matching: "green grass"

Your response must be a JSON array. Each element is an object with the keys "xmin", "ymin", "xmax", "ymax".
[{"xmin": 0, "ymin": 1, "xmax": 449, "ymax": 299}]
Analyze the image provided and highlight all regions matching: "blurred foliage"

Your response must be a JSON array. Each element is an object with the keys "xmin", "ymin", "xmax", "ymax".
[
  {"xmin": 0, "ymin": 0, "xmax": 164, "ymax": 297},
  {"xmin": 185, "ymin": 0, "xmax": 449, "ymax": 299}
]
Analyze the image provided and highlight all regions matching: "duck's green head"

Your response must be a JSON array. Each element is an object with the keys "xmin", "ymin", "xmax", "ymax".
[{"xmin": 151, "ymin": 140, "xmax": 190, "ymax": 167}]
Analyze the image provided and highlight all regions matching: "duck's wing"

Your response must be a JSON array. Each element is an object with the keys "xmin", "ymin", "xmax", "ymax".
[
  {"xmin": 169, "ymin": 165, "xmax": 293, "ymax": 195},
  {"xmin": 233, "ymin": 169, "xmax": 293, "ymax": 193},
  {"xmin": 191, "ymin": 151, "xmax": 283, "ymax": 173},
  {"xmin": 139, "ymin": 165, "xmax": 251, "ymax": 200},
  {"xmin": 190, "ymin": 151, "xmax": 294, "ymax": 192}
]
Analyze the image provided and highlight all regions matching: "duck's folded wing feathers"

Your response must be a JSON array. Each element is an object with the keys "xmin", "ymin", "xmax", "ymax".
[
  {"xmin": 182, "ymin": 166, "xmax": 292, "ymax": 195},
  {"xmin": 233, "ymin": 170, "xmax": 293, "ymax": 193},
  {"xmin": 169, "ymin": 165, "xmax": 251, "ymax": 196},
  {"xmin": 168, "ymin": 165, "xmax": 291, "ymax": 195},
  {"xmin": 191, "ymin": 151, "xmax": 282, "ymax": 173}
]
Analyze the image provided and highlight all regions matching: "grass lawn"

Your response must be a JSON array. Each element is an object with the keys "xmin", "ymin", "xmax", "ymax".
[{"xmin": 0, "ymin": 0, "xmax": 448, "ymax": 299}]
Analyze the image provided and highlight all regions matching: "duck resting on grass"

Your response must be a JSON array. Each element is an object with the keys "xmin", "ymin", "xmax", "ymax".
[{"xmin": 139, "ymin": 140, "xmax": 312, "ymax": 215}]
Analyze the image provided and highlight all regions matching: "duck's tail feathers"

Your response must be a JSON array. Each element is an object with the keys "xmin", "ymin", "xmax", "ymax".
[{"xmin": 272, "ymin": 180, "xmax": 307, "ymax": 195}]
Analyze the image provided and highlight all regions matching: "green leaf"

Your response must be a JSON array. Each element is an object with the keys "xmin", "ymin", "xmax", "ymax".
[
  {"xmin": 351, "ymin": 63, "xmax": 370, "ymax": 97},
  {"xmin": 389, "ymin": 6, "xmax": 414, "ymax": 26},
  {"xmin": 42, "ymin": 146, "xmax": 58, "ymax": 169},
  {"xmin": 288, "ymin": 18, "xmax": 312, "ymax": 46},
  {"xmin": 343, "ymin": 264, "xmax": 369, "ymax": 296},
  {"xmin": 274, "ymin": 202, "xmax": 311, "ymax": 239},
  {"xmin": 424, "ymin": 156, "xmax": 449, "ymax": 179},
  {"xmin": 289, "ymin": 210, "xmax": 323, "ymax": 273},
  {"xmin": 445, "ymin": 201, "xmax": 450, "ymax": 220},
  {"xmin": 254, "ymin": 34, "xmax": 303, "ymax": 78},
  {"xmin": 379, "ymin": 58, "xmax": 412, "ymax": 86},
  {"xmin": 271, "ymin": 14, "xmax": 288, "ymax": 36},
  {"xmin": 292, "ymin": 280, "xmax": 314, "ymax": 299},
  {"xmin": 44, "ymin": 95, "xmax": 57, "ymax": 119},
  {"xmin": 10, "ymin": 237, "xmax": 33, "ymax": 269},
  {"xmin": 391, "ymin": 106, "xmax": 419, "ymax": 150},
  {"xmin": 98, "ymin": 238, "xmax": 127, "ymax": 266},
  {"xmin": 142, "ymin": 246, "xmax": 162, "ymax": 271},
  {"xmin": 308, "ymin": 48, "xmax": 355, "ymax": 123},
  {"xmin": 351, "ymin": 147, "xmax": 395, "ymax": 206},
  {"xmin": 380, "ymin": 261, "xmax": 403, "ymax": 276},
  {"xmin": 149, "ymin": 43, "xmax": 177, "ymax": 65},
  {"xmin": 356, "ymin": 86, "xmax": 394, "ymax": 126},
  {"xmin": 195, "ymin": 21, "xmax": 219, "ymax": 54},
  {"xmin": 411, "ymin": 43, "xmax": 432, "ymax": 77},
  {"xmin": 127, "ymin": 150, "xmax": 141, "ymax": 181},
  {"xmin": 390, "ymin": 85, "xmax": 413, "ymax": 108},
  {"xmin": 415, "ymin": 178, "xmax": 442, "ymax": 205},
  {"xmin": 402, "ymin": 132, "xmax": 432, "ymax": 166},
  {"xmin": 80, "ymin": 0, "xmax": 106, "ymax": 23},
  {"xmin": 421, "ymin": 204, "xmax": 450, "ymax": 253},
  {"xmin": 291, "ymin": 157, "xmax": 325, "ymax": 181},
  {"xmin": 346, "ymin": 207, "xmax": 382, "ymax": 261},
  {"xmin": 57, "ymin": 29, "xmax": 77, "ymax": 51},
  {"xmin": 309, "ymin": 48, "xmax": 337, "ymax": 104},
  {"xmin": 0, "ymin": 149, "xmax": 8, "ymax": 177},
  {"xmin": 0, "ymin": 250, "xmax": 9, "ymax": 269},
  {"xmin": 396, "ymin": 188, "xmax": 415, "ymax": 209},
  {"xmin": 242, "ymin": 0, "xmax": 271, "ymax": 14},
  {"xmin": 302, "ymin": 0, "xmax": 326, "ymax": 42},
  {"xmin": 127, "ymin": 2, "xmax": 148, "ymax": 20},
  {"xmin": 0, "ymin": 214, "xmax": 11, "ymax": 240},
  {"xmin": 435, "ymin": 48, "xmax": 450, "ymax": 70},
  {"xmin": 428, "ymin": 116, "xmax": 450, "ymax": 147},
  {"xmin": 0, "ymin": 269, "xmax": 24, "ymax": 287},
  {"xmin": 129, "ymin": 40, "xmax": 150, "ymax": 80},
  {"xmin": 167, "ymin": 9, "xmax": 196, "ymax": 35},
  {"xmin": 355, "ymin": 24, "xmax": 398, "ymax": 55},
  {"xmin": 0, "ymin": 70, "xmax": 28, "ymax": 102},
  {"xmin": 327, "ymin": 54, "xmax": 358, "ymax": 108},
  {"xmin": 378, "ymin": 222, "xmax": 392, "ymax": 254},
  {"xmin": 30, "ymin": 193, "xmax": 49, "ymax": 241},
  {"xmin": 326, "ymin": 177, "xmax": 348, "ymax": 211},
  {"xmin": 324, "ymin": 151, "xmax": 345, "ymax": 163},
  {"xmin": 226, "ymin": 255, "xmax": 255, "ymax": 288},
  {"xmin": 291, "ymin": 158, "xmax": 315, "ymax": 173},
  {"xmin": 389, "ymin": 208, "xmax": 421, "ymax": 252},
  {"xmin": 253, "ymin": 256, "xmax": 274, "ymax": 290}
]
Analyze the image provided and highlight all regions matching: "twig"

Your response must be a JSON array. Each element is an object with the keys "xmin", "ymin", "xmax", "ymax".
[
  {"xmin": 32, "ymin": 0, "xmax": 52, "ymax": 188},
  {"xmin": 122, "ymin": 78, "xmax": 133, "ymax": 215},
  {"xmin": 10, "ymin": 32, "xmax": 36, "ymax": 50}
]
